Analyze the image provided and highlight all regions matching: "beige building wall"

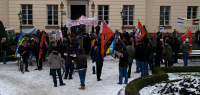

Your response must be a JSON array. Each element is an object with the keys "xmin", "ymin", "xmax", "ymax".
[
  {"xmin": 88, "ymin": 0, "xmax": 146, "ymax": 33},
  {"xmin": 1, "ymin": 0, "xmax": 200, "ymax": 34},
  {"xmin": 146, "ymin": 0, "xmax": 200, "ymax": 33},
  {"xmin": 0, "ymin": 0, "xmax": 9, "ymax": 28},
  {"xmin": 9, "ymin": 0, "xmax": 68, "ymax": 33}
]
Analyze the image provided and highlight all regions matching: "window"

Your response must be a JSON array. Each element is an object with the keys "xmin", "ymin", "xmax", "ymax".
[
  {"xmin": 98, "ymin": 5, "xmax": 109, "ymax": 24},
  {"xmin": 21, "ymin": 5, "xmax": 33, "ymax": 25},
  {"xmin": 123, "ymin": 5, "xmax": 134, "ymax": 25},
  {"xmin": 47, "ymin": 5, "xmax": 58, "ymax": 25},
  {"xmin": 187, "ymin": 6, "xmax": 198, "ymax": 19},
  {"xmin": 160, "ymin": 6, "xmax": 170, "ymax": 26}
]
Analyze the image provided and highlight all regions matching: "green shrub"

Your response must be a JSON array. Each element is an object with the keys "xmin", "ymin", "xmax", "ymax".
[
  {"xmin": 0, "ymin": 56, "xmax": 17, "ymax": 62},
  {"xmin": 125, "ymin": 66, "xmax": 200, "ymax": 95}
]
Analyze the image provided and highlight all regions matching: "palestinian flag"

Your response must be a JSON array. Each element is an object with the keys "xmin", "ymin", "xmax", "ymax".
[{"xmin": 192, "ymin": 19, "xmax": 199, "ymax": 25}]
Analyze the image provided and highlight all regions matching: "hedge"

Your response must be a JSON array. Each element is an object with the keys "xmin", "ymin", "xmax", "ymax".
[
  {"xmin": 125, "ymin": 66, "xmax": 200, "ymax": 95},
  {"xmin": 0, "ymin": 56, "xmax": 17, "ymax": 62},
  {"xmin": 0, "ymin": 50, "xmax": 15, "ymax": 57}
]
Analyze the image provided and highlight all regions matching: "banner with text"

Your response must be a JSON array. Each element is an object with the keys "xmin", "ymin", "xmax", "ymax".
[
  {"xmin": 177, "ymin": 17, "xmax": 199, "ymax": 30},
  {"xmin": 66, "ymin": 15, "xmax": 97, "ymax": 27}
]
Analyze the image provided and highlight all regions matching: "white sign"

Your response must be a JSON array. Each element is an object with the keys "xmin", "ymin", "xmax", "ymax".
[
  {"xmin": 66, "ymin": 15, "xmax": 97, "ymax": 27},
  {"xmin": 159, "ymin": 27, "xmax": 164, "ymax": 33}
]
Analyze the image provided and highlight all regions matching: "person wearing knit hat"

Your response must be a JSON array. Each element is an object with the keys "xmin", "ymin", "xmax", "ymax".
[
  {"xmin": 182, "ymin": 38, "xmax": 190, "ymax": 66},
  {"xmin": 163, "ymin": 42, "xmax": 172, "ymax": 67}
]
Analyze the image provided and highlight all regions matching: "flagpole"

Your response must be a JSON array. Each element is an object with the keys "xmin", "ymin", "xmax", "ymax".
[
  {"xmin": 146, "ymin": 31, "xmax": 155, "ymax": 46},
  {"xmin": 178, "ymin": 30, "xmax": 189, "ymax": 40},
  {"xmin": 118, "ymin": 37, "xmax": 126, "ymax": 46}
]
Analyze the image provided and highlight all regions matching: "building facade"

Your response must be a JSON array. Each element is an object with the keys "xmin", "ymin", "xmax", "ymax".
[{"xmin": 0, "ymin": 0, "xmax": 200, "ymax": 34}]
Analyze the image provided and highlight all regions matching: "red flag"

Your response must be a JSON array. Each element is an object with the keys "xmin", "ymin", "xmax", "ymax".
[
  {"xmin": 136, "ymin": 20, "xmax": 146, "ymax": 43},
  {"xmin": 39, "ymin": 31, "xmax": 45, "ymax": 59},
  {"xmin": 181, "ymin": 30, "xmax": 192, "ymax": 54},
  {"xmin": 151, "ymin": 30, "xmax": 155, "ymax": 38},
  {"xmin": 101, "ymin": 21, "xmax": 114, "ymax": 58}
]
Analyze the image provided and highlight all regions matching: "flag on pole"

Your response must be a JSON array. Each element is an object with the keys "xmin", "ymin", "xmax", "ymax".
[
  {"xmin": 151, "ymin": 30, "xmax": 155, "ymax": 38},
  {"xmin": 136, "ymin": 20, "xmax": 146, "ymax": 43},
  {"xmin": 91, "ymin": 38, "xmax": 98, "ymax": 49},
  {"xmin": 39, "ymin": 31, "xmax": 45, "ymax": 59},
  {"xmin": 181, "ymin": 30, "xmax": 192, "ymax": 54},
  {"xmin": 14, "ymin": 33, "xmax": 24, "ymax": 58},
  {"xmin": 106, "ymin": 35, "xmax": 118, "ymax": 54},
  {"xmin": 101, "ymin": 21, "xmax": 114, "ymax": 58}
]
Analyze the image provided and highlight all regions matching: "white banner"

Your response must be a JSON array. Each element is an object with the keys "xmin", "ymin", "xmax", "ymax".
[
  {"xmin": 66, "ymin": 15, "xmax": 98, "ymax": 27},
  {"xmin": 177, "ymin": 17, "xmax": 199, "ymax": 30}
]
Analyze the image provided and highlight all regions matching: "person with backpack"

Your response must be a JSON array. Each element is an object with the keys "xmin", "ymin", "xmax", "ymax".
[{"xmin": 48, "ymin": 47, "xmax": 66, "ymax": 87}]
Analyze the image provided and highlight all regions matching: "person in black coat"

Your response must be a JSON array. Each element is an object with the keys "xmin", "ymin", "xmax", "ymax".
[
  {"xmin": 91, "ymin": 41, "xmax": 97, "ymax": 74},
  {"xmin": 155, "ymin": 39, "xmax": 163, "ymax": 67},
  {"xmin": 138, "ymin": 42, "xmax": 148, "ymax": 77},
  {"xmin": 84, "ymin": 34, "xmax": 91, "ymax": 55},
  {"xmin": 60, "ymin": 38, "xmax": 68, "ymax": 59},
  {"xmin": 118, "ymin": 46, "xmax": 129, "ymax": 84},
  {"xmin": 18, "ymin": 40, "xmax": 30, "ymax": 72},
  {"xmin": 174, "ymin": 38, "xmax": 180, "ymax": 63},
  {"xmin": 64, "ymin": 46, "xmax": 75, "ymax": 79},
  {"xmin": 33, "ymin": 37, "xmax": 43, "ymax": 70},
  {"xmin": 95, "ymin": 24, "xmax": 100, "ymax": 35}
]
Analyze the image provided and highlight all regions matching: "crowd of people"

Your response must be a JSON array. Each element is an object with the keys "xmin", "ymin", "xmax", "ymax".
[{"xmin": 1, "ymin": 27, "xmax": 194, "ymax": 89}]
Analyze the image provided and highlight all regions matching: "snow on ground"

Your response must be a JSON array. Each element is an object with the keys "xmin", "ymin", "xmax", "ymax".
[
  {"xmin": 0, "ymin": 55, "xmax": 142, "ymax": 95},
  {"xmin": 140, "ymin": 71, "xmax": 200, "ymax": 95},
  {"xmin": 1, "ymin": 56, "xmax": 200, "ymax": 95}
]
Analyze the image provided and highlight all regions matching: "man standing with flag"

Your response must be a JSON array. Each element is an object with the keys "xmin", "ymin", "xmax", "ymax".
[{"xmin": 18, "ymin": 40, "xmax": 30, "ymax": 72}]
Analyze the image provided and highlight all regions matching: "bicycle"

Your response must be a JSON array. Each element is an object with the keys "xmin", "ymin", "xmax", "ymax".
[{"xmin": 17, "ymin": 51, "xmax": 26, "ymax": 74}]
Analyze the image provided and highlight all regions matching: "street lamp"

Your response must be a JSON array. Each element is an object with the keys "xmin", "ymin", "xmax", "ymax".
[
  {"xmin": 18, "ymin": 11, "xmax": 23, "ymax": 34},
  {"xmin": 91, "ymin": 2, "xmax": 95, "ymax": 33},
  {"xmin": 120, "ymin": 9, "xmax": 125, "ymax": 33},
  {"xmin": 60, "ymin": 2, "xmax": 64, "ymax": 33}
]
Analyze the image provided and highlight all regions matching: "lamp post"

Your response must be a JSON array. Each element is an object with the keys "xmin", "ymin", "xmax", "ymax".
[
  {"xmin": 91, "ymin": 2, "xmax": 95, "ymax": 33},
  {"xmin": 18, "ymin": 11, "xmax": 23, "ymax": 34},
  {"xmin": 120, "ymin": 9, "xmax": 125, "ymax": 33},
  {"xmin": 60, "ymin": 2, "xmax": 64, "ymax": 32}
]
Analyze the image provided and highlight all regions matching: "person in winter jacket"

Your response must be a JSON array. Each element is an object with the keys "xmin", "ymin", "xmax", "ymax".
[
  {"xmin": 64, "ymin": 45, "xmax": 75, "ymax": 79},
  {"xmin": 1, "ymin": 38, "xmax": 7, "ymax": 64},
  {"xmin": 75, "ymin": 49, "xmax": 87, "ymax": 89},
  {"xmin": 126, "ymin": 41, "xmax": 136, "ymax": 78},
  {"xmin": 91, "ymin": 41, "xmax": 98, "ymax": 74},
  {"xmin": 118, "ymin": 46, "xmax": 129, "ymax": 84},
  {"xmin": 174, "ymin": 38, "xmax": 180, "ymax": 63},
  {"xmin": 147, "ymin": 42, "xmax": 155, "ymax": 70},
  {"xmin": 18, "ymin": 40, "xmax": 30, "ymax": 72},
  {"xmin": 138, "ymin": 42, "xmax": 148, "ymax": 77},
  {"xmin": 28, "ymin": 41, "xmax": 34, "ymax": 66},
  {"xmin": 84, "ymin": 34, "xmax": 91, "ymax": 55},
  {"xmin": 182, "ymin": 39, "xmax": 190, "ymax": 66},
  {"xmin": 134, "ymin": 42, "xmax": 141, "ymax": 73},
  {"xmin": 92, "ymin": 43, "xmax": 106, "ymax": 81},
  {"xmin": 155, "ymin": 39, "xmax": 163, "ymax": 67},
  {"xmin": 163, "ymin": 42, "xmax": 172, "ymax": 67},
  {"xmin": 60, "ymin": 38, "xmax": 68, "ymax": 59},
  {"xmin": 33, "ymin": 37, "xmax": 41, "ymax": 70},
  {"xmin": 48, "ymin": 47, "xmax": 66, "ymax": 87}
]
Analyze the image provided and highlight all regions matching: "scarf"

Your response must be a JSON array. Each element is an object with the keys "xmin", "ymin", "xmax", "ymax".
[
  {"xmin": 45, "ymin": 40, "xmax": 48, "ymax": 48},
  {"xmin": 22, "ymin": 43, "xmax": 26, "ymax": 47}
]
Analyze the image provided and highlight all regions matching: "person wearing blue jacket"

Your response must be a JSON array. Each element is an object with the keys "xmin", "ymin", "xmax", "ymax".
[{"xmin": 92, "ymin": 43, "xmax": 106, "ymax": 81}]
